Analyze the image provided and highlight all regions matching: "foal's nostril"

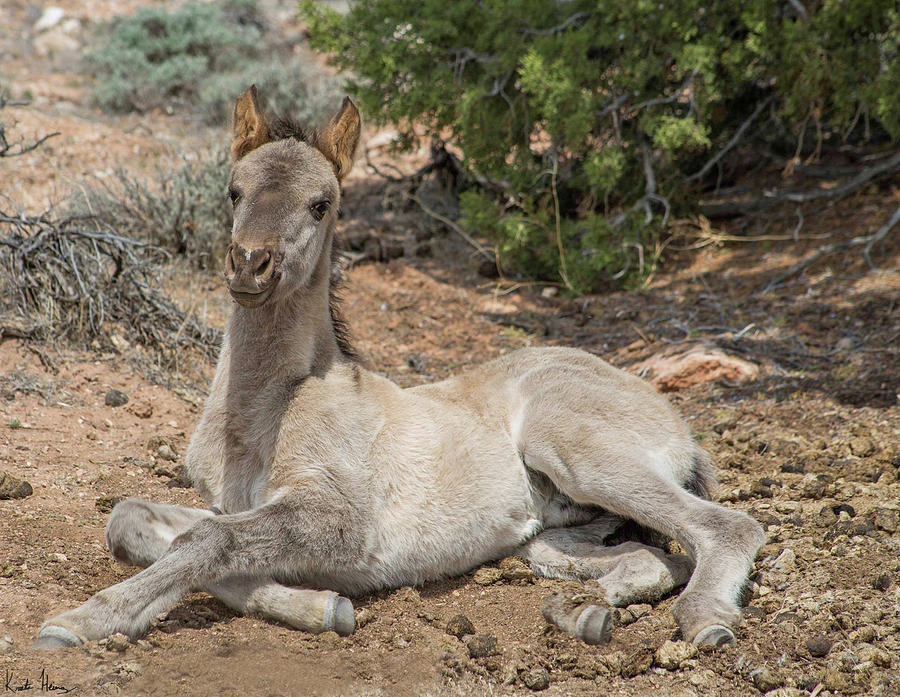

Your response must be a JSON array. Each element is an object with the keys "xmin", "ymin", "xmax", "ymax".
[
  {"xmin": 224, "ymin": 244, "xmax": 240, "ymax": 278},
  {"xmin": 254, "ymin": 251, "xmax": 271, "ymax": 279}
]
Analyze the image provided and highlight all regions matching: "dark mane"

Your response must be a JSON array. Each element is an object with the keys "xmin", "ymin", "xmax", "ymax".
[
  {"xmin": 328, "ymin": 236, "xmax": 357, "ymax": 361},
  {"xmin": 267, "ymin": 115, "xmax": 319, "ymax": 149}
]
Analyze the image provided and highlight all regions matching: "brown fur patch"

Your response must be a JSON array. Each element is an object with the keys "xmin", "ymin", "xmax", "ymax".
[{"xmin": 232, "ymin": 85, "xmax": 271, "ymax": 160}]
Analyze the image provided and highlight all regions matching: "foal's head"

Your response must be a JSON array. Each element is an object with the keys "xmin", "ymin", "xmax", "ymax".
[{"xmin": 224, "ymin": 85, "xmax": 360, "ymax": 308}]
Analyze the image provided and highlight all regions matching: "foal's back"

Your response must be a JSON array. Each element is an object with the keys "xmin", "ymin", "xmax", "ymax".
[{"xmin": 412, "ymin": 345, "xmax": 702, "ymax": 491}]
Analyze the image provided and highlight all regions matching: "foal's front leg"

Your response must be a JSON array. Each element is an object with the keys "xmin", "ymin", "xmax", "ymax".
[
  {"xmin": 35, "ymin": 494, "xmax": 359, "ymax": 647},
  {"xmin": 102, "ymin": 499, "xmax": 354, "ymax": 639}
]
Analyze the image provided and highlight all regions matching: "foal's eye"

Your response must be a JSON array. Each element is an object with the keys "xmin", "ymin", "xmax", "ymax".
[
  {"xmin": 310, "ymin": 200, "xmax": 330, "ymax": 222},
  {"xmin": 229, "ymin": 187, "xmax": 240, "ymax": 206}
]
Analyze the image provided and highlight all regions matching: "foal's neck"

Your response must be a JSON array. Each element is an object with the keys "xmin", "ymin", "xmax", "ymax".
[{"xmin": 226, "ymin": 249, "xmax": 340, "ymax": 394}]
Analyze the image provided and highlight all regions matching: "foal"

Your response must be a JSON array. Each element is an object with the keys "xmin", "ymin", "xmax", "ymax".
[{"xmin": 35, "ymin": 87, "xmax": 763, "ymax": 650}]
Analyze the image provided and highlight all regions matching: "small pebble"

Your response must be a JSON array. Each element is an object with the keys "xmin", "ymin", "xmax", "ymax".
[
  {"xmin": 104, "ymin": 389, "xmax": 129, "ymax": 407},
  {"xmin": 0, "ymin": 470, "xmax": 33, "ymax": 500},
  {"xmin": 355, "ymin": 608, "xmax": 375, "ymax": 628},
  {"xmin": 95, "ymin": 495, "xmax": 124, "ymax": 514},
  {"xmin": 522, "ymin": 667, "xmax": 550, "ymax": 691},
  {"xmin": 627, "ymin": 603, "xmax": 651, "ymax": 619},
  {"xmin": 0, "ymin": 636, "xmax": 13, "ymax": 654},
  {"xmin": 465, "ymin": 634, "xmax": 497, "ymax": 658},
  {"xmin": 445, "ymin": 614, "xmax": 475, "ymax": 639},
  {"xmin": 872, "ymin": 573, "xmax": 892, "ymax": 591},
  {"xmin": 834, "ymin": 337, "xmax": 855, "ymax": 352},
  {"xmin": 317, "ymin": 631, "xmax": 342, "ymax": 649},
  {"xmin": 620, "ymin": 648, "xmax": 653, "ymax": 678},
  {"xmin": 750, "ymin": 667, "xmax": 783, "ymax": 692},
  {"xmin": 800, "ymin": 474, "xmax": 827, "ymax": 499},
  {"xmin": 874, "ymin": 507, "xmax": 899, "ymax": 533},
  {"xmin": 849, "ymin": 436, "xmax": 875, "ymax": 457},
  {"xmin": 772, "ymin": 548, "xmax": 797, "ymax": 572},
  {"xmin": 118, "ymin": 661, "xmax": 143, "ymax": 676},
  {"xmin": 106, "ymin": 633, "xmax": 130, "ymax": 652},
  {"xmin": 499, "ymin": 557, "xmax": 533, "ymax": 581},
  {"xmin": 48, "ymin": 552, "xmax": 67, "ymax": 563},
  {"xmin": 472, "ymin": 567, "xmax": 502, "ymax": 585},
  {"xmin": 654, "ymin": 640, "xmax": 697, "ymax": 670},
  {"xmin": 806, "ymin": 634, "xmax": 833, "ymax": 658},
  {"xmin": 156, "ymin": 444, "xmax": 177, "ymax": 462}
]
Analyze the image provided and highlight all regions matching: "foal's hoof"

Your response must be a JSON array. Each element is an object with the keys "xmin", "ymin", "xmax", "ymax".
[
  {"xmin": 692, "ymin": 624, "xmax": 735, "ymax": 648},
  {"xmin": 33, "ymin": 626, "xmax": 83, "ymax": 650},
  {"xmin": 574, "ymin": 605, "xmax": 612, "ymax": 646},
  {"xmin": 326, "ymin": 595, "xmax": 356, "ymax": 637}
]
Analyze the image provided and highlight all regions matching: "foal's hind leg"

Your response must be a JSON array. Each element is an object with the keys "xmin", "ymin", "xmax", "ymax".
[
  {"xmin": 520, "ymin": 521, "xmax": 693, "ymax": 606},
  {"xmin": 521, "ymin": 433, "xmax": 764, "ymax": 646},
  {"xmin": 35, "ymin": 498, "xmax": 353, "ymax": 648}
]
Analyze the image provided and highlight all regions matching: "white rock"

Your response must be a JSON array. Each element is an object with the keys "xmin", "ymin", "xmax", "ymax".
[
  {"xmin": 34, "ymin": 7, "xmax": 65, "ymax": 33},
  {"xmin": 835, "ymin": 337, "xmax": 855, "ymax": 352},
  {"xmin": 34, "ymin": 25, "xmax": 82, "ymax": 55},
  {"xmin": 774, "ymin": 500, "xmax": 800, "ymax": 514},
  {"xmin": 772, "ymin": 548, "xmax": 797, "ymax": 572}
]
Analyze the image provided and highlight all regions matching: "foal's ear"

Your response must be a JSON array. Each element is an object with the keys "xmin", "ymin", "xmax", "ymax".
[
  {"xmin": 317, "ymin": 97, "xmax": 361, "ymax": 181},
  {"xmin": 231, "ymin": 85, "xmax": 270, "ymax": 160}
]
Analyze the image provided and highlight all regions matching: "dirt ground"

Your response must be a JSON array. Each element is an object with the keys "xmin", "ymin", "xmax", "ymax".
[{"xmin": 1, "ymin": 2, "xmax": 899, "ymax": 696}]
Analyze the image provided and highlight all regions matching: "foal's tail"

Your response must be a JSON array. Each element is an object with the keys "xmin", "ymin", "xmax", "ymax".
[{"xmin": 685, "ymin": 447, "xmax": 717, "ymax": 501}]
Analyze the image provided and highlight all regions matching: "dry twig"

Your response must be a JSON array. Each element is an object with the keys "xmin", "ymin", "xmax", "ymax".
[
  {"xmin": 0, "ymin": 94, "xmax": 60, "ymax": 158},
  {"xmin": 756, "ymin": 202, "xmax": 900, "ymax": 295},
  {"xmin": 0, "ymin": 208, "xmax": 221, "ymax": 366}
]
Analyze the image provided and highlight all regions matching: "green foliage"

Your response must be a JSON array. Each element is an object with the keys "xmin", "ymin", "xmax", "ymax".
[
  {"xmin": 67, "ymin": 149, "xmax": 232, "ymax": 268},
  {"xmin": 302, "ymin": 0, "xmax": 899, "ymax": 293},
  {"xmin": 88, "ymin": 0, "xmax": 340, "ymax": 124}
]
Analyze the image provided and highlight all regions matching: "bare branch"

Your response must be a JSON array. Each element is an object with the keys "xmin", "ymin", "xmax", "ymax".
[
  {"xmin": 611, "ymin": 141, "xmax": 670, "ymax": 229},
  {"xmin": 0, "ymin": 93, "xmax": 61, "ymax": 157},
  {"xmin": 632, "ymin": 71, "xmax": 697, "ymax": 111},
  {"xmin": 787, "ymin": 0, "xmax": 810, "ymax": 24},
  {"xmin": 687, "ymin": 96, "xmax": 773, "ymax": 183},
  {"xmin": 402, "ymin": 191, "xmax": 494, "ymax": 261},
  {"xmin": 757, "ymin": 202, "xmax": 900, "ymax": 295},
  {"xmin": 522, "ymin": 12, "xmax": 590, "ymax": 36},
  {"xmin": 701, "ymin": 148, "xmax": 900, "ymax": 218},
  {"xmin": 596, "ymin": 92, "xmax": 630, "ymax": 119},
  {"xmin": 783, "ymin": 149, "xmax": 900, "ymax": 204}
]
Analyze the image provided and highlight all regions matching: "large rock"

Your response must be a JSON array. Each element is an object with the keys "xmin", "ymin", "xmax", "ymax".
[
  {"xmin": 33, "ymin": 7, "xmax": 66, "ymax": 32},
  {"xmin": 0, "ymin": 471, "xmax": 33, "ymax": 499},
  {"xmin": 34, "ymin": 22, "xmax": 83, "ymax": 56},
  {"xmin": 633, "ymin": 342, "xmax": 759, "ymax": 392}
]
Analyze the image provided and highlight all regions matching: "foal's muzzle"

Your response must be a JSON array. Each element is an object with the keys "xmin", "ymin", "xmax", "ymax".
[{"xmin": 224, "ymin": 243, "xmax": 281, "ymax": 307}]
